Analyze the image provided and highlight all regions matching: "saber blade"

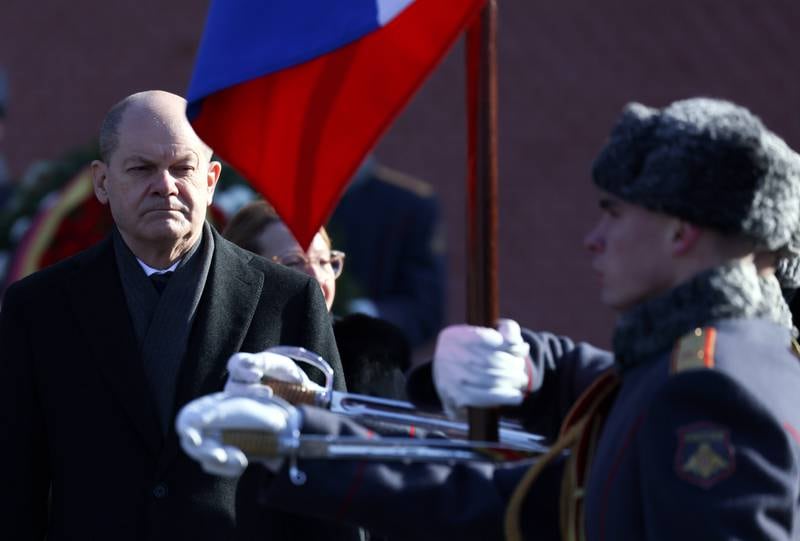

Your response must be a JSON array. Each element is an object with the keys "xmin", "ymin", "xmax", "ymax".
[
  {"xmin": 262, "ymin": 377, "xmax": 547, "ymax": 453},
  {"xmin": 220, "ymin": 429, "xmax": 542, "ymax": 464}
]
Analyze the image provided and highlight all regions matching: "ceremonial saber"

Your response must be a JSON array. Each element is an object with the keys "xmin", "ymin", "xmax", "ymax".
[
  {"xmin": 221, "ymin": 431, "xmax": 541, "ymax": 467},
  {"xmin": 262, "ymin": 347, "xmax": 546, "ymax": 452},
  {"xmin": 217, "ymin": 395, "xmax": 543, "ymax": 486}
]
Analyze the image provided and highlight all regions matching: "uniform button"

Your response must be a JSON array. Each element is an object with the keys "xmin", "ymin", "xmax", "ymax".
[{"xmin": 152, "ymin": 483, "xmax": 168, "ymax": 499}]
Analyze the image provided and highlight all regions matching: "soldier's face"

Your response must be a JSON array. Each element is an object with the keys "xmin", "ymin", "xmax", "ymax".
[{"xmin": 584, "ymin": 194, "xmax": 677, "ymax": 312}]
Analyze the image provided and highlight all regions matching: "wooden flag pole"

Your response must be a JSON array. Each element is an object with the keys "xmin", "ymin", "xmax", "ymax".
[{"xmin": 465, "ymin": 0, "xmax": 500, "ymax": 442}]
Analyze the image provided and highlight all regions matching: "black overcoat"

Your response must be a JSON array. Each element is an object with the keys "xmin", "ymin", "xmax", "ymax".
[{"xmin": 0, "ymin": 227, "xmax": 356, "ymax": 540}]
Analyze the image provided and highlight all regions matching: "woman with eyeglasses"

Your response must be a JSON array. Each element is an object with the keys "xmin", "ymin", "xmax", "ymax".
[
  {"xmin": 222, "ymin": 200, "xmax": 343, "ymax": 310},
  {"xmin": 223, "ymin": 200, "xmax": 409, "ymax": 400}
]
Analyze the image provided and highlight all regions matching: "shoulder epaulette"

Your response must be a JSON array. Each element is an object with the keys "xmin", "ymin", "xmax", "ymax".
[
  {"xmin": 671, "ymin": 327, "xmax": 717, "ymax": 374},
  {"xmin": 374, "ymin": 165, "xmax": 434, "ymax": 198}
]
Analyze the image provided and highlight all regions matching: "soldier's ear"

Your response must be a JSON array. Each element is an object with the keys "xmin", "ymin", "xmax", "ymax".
[{"xmin": 671, "ymin": 221, "xmax": 701, "ymax": 256}]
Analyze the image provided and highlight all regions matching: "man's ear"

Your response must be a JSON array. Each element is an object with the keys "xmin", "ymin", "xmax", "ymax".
[
  {"xmin": 206, "ymin": 160, "xmax": 222, "ymax": 205},
  {"xmin": 91, "ymin": 160, "xmax": 110, "ymax": 204},
  {"xmin": 671, "ymin": 220, "xmax": 702, "ymax": 255}
]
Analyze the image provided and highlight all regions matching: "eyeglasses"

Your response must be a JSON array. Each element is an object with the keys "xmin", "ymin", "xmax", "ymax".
[{"xmin": 272, "ymin": 250, "xmax": 346, "ymax": 278}]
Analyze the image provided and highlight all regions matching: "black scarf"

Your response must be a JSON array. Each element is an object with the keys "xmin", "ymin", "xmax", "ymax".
[{"xmin": 113, "ymin": 223, "xmax": 215, "ymax": 434}]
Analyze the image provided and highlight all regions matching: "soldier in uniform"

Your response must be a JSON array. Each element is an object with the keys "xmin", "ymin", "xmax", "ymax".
[{"xmin": 177, "ymin": 97, "xmax": 800, "ymax": 540}]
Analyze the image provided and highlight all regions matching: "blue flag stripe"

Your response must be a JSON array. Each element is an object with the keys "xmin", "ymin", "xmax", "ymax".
[{"xmin": 188, "ymin": 0, "xmax": 383, "ymax": 101}]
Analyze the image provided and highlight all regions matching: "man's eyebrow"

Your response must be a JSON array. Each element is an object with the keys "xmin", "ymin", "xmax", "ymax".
[
  {"xmin": 171, "ymin": 153, "xmax": 200, "ymax": 163},
  {"xmin": 122, "ymin": 153, "xmax": 199, "ymax": 165},
  {"xmin": 122, "ymin": 156, "xmax": 154, "ymax": 166}
]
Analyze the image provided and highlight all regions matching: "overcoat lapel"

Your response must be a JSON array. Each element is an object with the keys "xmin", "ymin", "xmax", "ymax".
[
  {"xmin": 67, "ymin": 238, "xmax": 163, "ymax": 456},
  {"xmin": 159, "ymin": 233, "xmax": 264, "ymax": 471},
  {"xmin": 175, "ymin": 233, "xmax": 264, "ymax": 405}
]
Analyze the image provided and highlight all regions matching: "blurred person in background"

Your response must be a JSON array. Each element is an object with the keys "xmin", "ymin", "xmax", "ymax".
[
  {"xmin": 224, "ymin": 199, "xmax": 409, "ymax": 399},
  {"xmin": 327, "ymin": 156, "xmax": 445, "ymax": 350}
]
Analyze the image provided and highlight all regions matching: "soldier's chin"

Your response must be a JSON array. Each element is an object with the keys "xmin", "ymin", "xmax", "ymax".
[{"xmin": 600, "ymin": 289, "xmax": 634, "ymax": 313}]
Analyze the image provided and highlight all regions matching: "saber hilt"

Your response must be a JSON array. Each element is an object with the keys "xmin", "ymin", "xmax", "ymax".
[{"xmin": 261, "ymin": 378, "xmax": 326, "ymax": 407}]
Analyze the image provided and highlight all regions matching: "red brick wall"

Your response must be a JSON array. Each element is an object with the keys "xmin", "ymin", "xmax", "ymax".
[{"xmin": 2, "ymin": 0, "xmax": 799, "ymax": 347}]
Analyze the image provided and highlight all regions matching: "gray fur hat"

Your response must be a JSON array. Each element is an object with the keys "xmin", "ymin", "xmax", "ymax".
[{"xmin": 592, "ymin": 97, "xmax": 800, "ymax": 252}]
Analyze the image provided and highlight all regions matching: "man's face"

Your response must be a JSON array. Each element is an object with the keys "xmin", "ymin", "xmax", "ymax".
[
  {"xmin": 584, "ymin": 194, "xmax": 678, "ymax": 312},
  {"xmin": 92, "ymin": 109, "xmax": 220, "ymax": 254}
]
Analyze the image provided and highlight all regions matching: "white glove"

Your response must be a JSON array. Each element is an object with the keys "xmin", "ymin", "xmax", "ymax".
[
  {"xmin": 225, "ymin": 350, "xmax": 324, "ymax": 399},
  {"xmin": 433, "ymin": 319, "xmax": 532, "ymax": 420},
  {"xmin": 176, "ymin": 392, "xmax": 289, "ymax": 478}
]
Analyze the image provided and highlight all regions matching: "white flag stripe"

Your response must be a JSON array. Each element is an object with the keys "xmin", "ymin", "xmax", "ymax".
[{"xmin": 376, "ymin": 0, "xmax": 415, "ymax": 26}]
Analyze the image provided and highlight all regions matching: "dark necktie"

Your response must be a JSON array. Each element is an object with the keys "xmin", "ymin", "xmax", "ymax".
[{"xmin": 150, "ymin": 271, "xmax": 174, "ymax": 294}]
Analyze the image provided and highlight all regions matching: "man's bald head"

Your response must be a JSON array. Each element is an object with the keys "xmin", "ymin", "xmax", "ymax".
[
  {"xmin": 91, "ymin": 90, "xmax": 222, "ymax": 268},
  {"xmin": 98, "ymin": 90, "xmax": 212, "ymax": 163}
]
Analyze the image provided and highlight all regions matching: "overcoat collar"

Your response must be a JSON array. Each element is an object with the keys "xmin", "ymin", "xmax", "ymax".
[
  {"xmin": 66, "ymin": 227, "xmax": 264, "ymax": 460},
  {"xmin": 612, "ymin": 261, "xmax": 790, "ymax": 370},
  {"xmin": 159, "ymin": 228, "xmax": 264, "ymax": 471},
  {"xmin": 173, "ymin": 228, "xmax": 264, "ymax": 410}
]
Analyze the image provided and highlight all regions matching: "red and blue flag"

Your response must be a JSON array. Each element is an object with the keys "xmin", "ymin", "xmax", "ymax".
[{"xmin": 188, "ymin": 0, "xmax": 485, "ymax": 247}]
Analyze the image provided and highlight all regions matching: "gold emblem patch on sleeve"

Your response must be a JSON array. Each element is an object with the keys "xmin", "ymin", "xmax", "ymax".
[
  {"xmin": 682, "ymin": 443, "xmax": 728, "ymax": 479},
  {"xmin": 674, "ymin": 422, "xmax": 735, "ymax": 488}
]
